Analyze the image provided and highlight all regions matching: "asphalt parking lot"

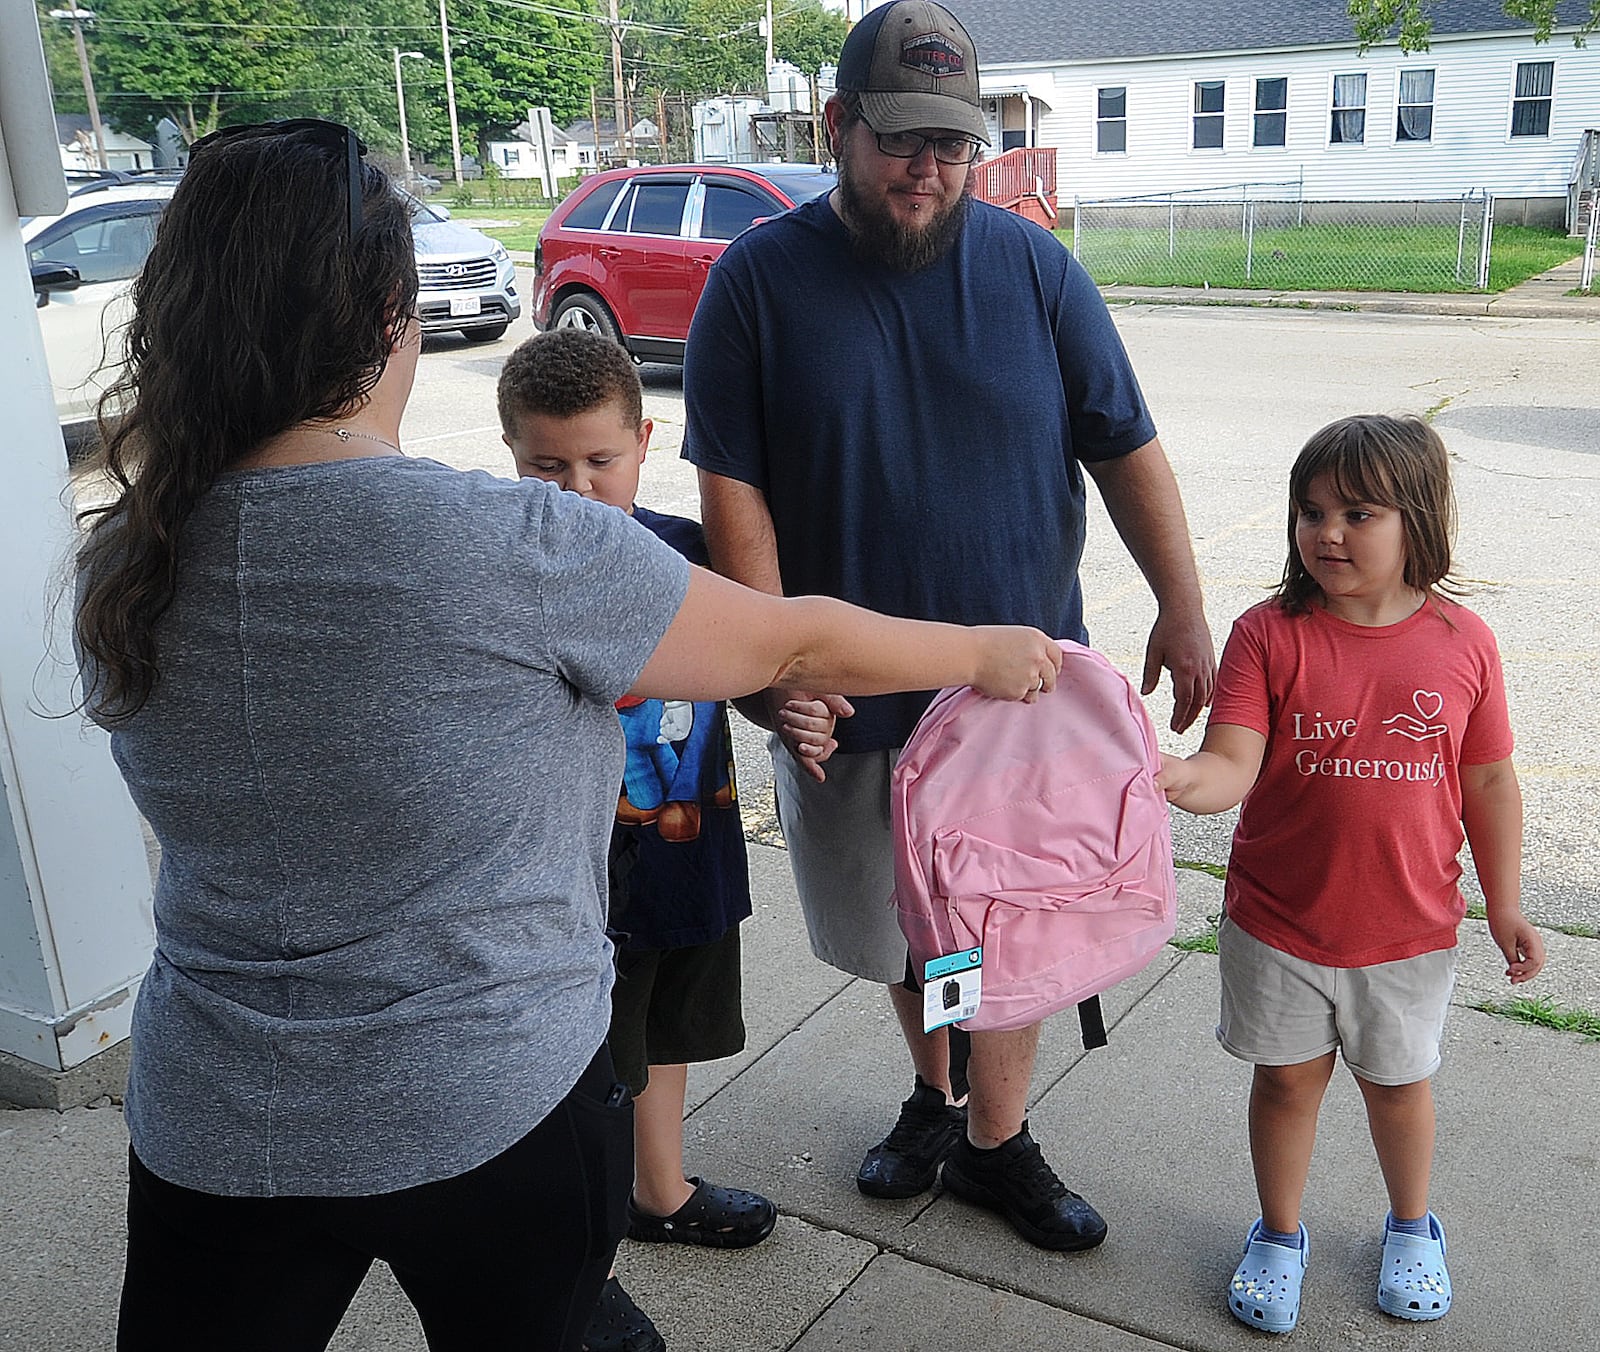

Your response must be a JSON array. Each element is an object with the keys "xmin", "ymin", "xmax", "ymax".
[{"xmin": 407, "ymin": 293, "xmax": 1600, "ymax": 932}]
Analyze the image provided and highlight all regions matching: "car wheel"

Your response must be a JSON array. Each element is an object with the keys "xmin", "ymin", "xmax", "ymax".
[
  {"xmin": 461, "ymin": 322, "xmax": 509, "ymax": 343},
  {"xmin": 551, "ymin": 293, "xmax": 622, "ymax": 345}
]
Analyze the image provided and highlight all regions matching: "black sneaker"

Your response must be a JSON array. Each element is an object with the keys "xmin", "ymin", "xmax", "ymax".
[
  {"xmin": 582, "ymin": 1276, "xmax": 666, "ymax": 1352},
  {"xmin": 940, "ymin": 1122, "xmax": 1108, "ymax": 1251},
  {"xmin": 856, "ymin": 1076, "xmax": 967, "ymax": 1199}
]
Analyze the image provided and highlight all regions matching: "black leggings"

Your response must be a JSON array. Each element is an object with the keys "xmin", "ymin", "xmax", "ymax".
[{"xmin": 117, "ymin": 1047, "xmax": 633, "ymax": 1352}]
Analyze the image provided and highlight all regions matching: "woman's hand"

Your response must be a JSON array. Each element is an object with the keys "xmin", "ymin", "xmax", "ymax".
[{"xmin": 971, "ymin": 627, "xmax": 1062, "ymax": 702}]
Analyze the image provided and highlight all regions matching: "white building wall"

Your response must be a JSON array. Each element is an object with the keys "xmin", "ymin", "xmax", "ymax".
[{"xmin": 1018, "ymin": 32, "xmax": 1599, "ymax": 203}]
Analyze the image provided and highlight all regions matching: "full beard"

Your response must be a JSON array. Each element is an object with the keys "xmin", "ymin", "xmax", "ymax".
[{"xmin": 836, "ymin": 147, "xmax": 971, "ymax": 273}]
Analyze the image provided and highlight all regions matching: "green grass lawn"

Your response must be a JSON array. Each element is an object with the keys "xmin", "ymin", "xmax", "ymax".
[
  {"xmin": 447, "ymin": 206, "xmax": 553, "ymax": 252},
  {"xmin": 1057, "ymin": 223, "xmax": 1582, "ymax": 294}
]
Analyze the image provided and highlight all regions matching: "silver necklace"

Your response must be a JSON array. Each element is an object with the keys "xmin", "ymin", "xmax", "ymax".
[{"xmin": 325, "ymin": 426, "xmax": 402, "ymax": 454}]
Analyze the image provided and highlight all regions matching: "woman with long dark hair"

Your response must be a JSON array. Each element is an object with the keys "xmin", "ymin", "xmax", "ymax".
[{"xmin": 76, "ymin": 122, "xmax": 1061, "ymax": 1351}]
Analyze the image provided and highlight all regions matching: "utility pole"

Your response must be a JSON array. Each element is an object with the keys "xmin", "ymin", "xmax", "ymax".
[
  {"xmin": 607, "ymin": 0, "xmax": 628, "ymax": 163},
  {"xmin": 393, "ymin": 50, "xmax": 424, "ymax": 188},
  {"xmin": 764, "ymin": 0, "xmax": 774, "ymax": 77},
  {"xmin": 49, "ymin": 9, "xmax": 108, "ymax": 170},
  {"xmin": 438, "ymin": 0, "xmax": 464, "ymax": 186}
]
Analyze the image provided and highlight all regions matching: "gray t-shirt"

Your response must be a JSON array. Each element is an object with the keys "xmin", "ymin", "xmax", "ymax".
[{"xmin": 94, "ymin": 456, "xmax": 689, "ymax": 1197}]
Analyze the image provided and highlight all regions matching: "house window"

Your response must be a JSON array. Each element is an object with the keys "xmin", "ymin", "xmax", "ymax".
[
  {"xmin": 1511, "ymin": 60, "xmax": 1553, "ymax": 137},
  {"xmin": 1396, "ymin": 68, "xmax": 1435, "ymax": 141},
  {"xmin": 1193, "ymin": 81, "xmax": 1224, "ymax": 149},
  {"xmin": 1096, "ymin": 86, "xmax": 1127, "ymax": 153},
  {"xmin": 1253, "ymin": 77, "xmax": 1287, "ymax": 147},
  {"xmin": 1331, "ymin": 73, "xmax": 1366, "ymax": 144}
]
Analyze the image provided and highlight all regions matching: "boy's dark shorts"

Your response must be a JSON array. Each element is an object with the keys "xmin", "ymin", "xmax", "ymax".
[{"xmin": 607, "ymin": 925, "xmax": 746, "ymax": 1095}]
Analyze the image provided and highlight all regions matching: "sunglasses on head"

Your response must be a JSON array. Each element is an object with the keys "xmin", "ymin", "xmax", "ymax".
[{"xmin": 189, "ymin": 118, "xmax": 368, "ymax": 240}]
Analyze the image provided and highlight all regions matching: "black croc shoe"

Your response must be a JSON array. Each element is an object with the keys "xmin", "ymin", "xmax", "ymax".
[
  {"xmin": 627, "ymin": 1177, "xmax": 778, "ymax": 1249},
  {"xmin": 857, "ymin": 1076, "xmax": 967, "ymax": 1200},
  {"xmin": 940, "ymin": 1122, "xmax": 1108, "ymax": 1251},
  {"xmin": 583, "ymin": 1276, "xmax": 666, "ymax": 1352}
]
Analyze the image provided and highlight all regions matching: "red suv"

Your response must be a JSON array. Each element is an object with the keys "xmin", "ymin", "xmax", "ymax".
[{"xmin": 532, "ymin": 163, "xmax": 835, "ymax": 364}]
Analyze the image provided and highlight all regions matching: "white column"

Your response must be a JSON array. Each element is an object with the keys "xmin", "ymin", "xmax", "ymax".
[{"xmin": 0, "ymin": 96, "xmax": 154, "ymax": 1085}]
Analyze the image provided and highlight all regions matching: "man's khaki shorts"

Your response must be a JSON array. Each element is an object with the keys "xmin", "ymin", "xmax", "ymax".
[
  {"xmin": 770, "ymin": 739, "xmax": 908, "ymax": 985},
  {"xmin": 1217, "ymin": 913, "xmax": 1456, "ymax": 1086}
]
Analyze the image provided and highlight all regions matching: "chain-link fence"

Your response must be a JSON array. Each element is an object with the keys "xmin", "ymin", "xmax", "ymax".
[
  {"xmin": 1072, "ymin": 183, "xmax": 1496, "ymax": 293},
  {"xmin": 1582, "ymin": 196, "xmax": 1598, "ymax": 293},
  {"xmin": 577, "ymin": 91, "xmax": 828, "ymax": 168}
]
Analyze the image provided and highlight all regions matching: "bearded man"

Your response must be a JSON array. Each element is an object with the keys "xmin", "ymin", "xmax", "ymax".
[{"xmin": 682, "ymin": 0, "xmax": 1215, "ymax": 1251}]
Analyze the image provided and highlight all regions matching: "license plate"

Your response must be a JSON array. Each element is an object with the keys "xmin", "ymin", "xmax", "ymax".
[{"xmin": 449, "ymin": 295, "xmax": 482, "ymax": 317}]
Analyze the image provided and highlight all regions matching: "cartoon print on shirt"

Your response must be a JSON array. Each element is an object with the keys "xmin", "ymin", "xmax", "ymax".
[
  {"xmin": 1383, "ymin": 689, "xmax": 1449, "ymax": 743},
  {"xmin": 615, "ymin": 696, "xmax": 736, "ymax": 842}
]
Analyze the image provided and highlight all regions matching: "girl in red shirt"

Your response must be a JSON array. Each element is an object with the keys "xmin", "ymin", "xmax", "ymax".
[{"xmin": 1159, "ymin": 414, "xmax": 1544, "ymax": 1333}]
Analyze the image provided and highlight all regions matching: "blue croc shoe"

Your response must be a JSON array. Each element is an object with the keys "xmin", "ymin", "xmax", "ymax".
[
  {"xmin": 1228, "ymin": 1220, "xmax": 1309, "ymax": 1334},
  {"xmin": 1378, "ymin": 1212, "xmax": 1452, "ymax": 1321}
]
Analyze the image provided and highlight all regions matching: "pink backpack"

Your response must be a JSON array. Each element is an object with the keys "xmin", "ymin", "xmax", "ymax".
[{"xmin": 891, "ymin": 640, "xmax": 1176, "ymax": 1036}]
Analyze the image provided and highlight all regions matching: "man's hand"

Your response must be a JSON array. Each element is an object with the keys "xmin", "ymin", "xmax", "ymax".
[
  {"xmin": 1142, "ymin": 607, "xmax": 1217, "ymax": 733},
  {"xmin": 772, "ymin": 691, "xmax": 854, "ymax": 782}
]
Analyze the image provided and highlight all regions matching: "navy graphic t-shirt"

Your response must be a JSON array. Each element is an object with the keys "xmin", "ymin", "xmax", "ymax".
[{"xmin": 608, "ymin": 506, "xmax": 752, "ymax": 951}]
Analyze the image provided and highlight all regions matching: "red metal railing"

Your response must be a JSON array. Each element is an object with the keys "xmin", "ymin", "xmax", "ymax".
[{"xmin": 971, "ymin": 147, "xmax": 1057, "ymax": 210}]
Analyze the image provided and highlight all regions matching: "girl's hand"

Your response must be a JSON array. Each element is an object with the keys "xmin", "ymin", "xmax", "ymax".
[
  {"xmin": 776, "ymin": 695, "xmax": 847, "ymax": 777},
  {"xmin": 1155, "ymin": 752, "xmax": 1197, "ymax": 803},
  {"xmin": 1489, "ymin": 911, "xmax": 1546, "ymax": 984},
  {"xmin": 768, "ymin": 690, "xmax": 853, "ymax": 783},
  {"xmin": 972, "ymin": 628, "xmax": 1062, "ymax": 702}
]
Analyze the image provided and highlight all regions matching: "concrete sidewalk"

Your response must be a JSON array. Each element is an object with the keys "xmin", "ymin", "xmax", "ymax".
[{"xmin": 5, "ymin": 846, "xmax": 1598, "ymax": 1351}]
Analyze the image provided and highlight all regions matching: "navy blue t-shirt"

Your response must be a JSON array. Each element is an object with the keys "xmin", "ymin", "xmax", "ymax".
[
  {"xmin": 682, "ymin": 196, "xmax": 1156, "ymax": 752},
  {"xmin": 608, "ymin": 506, "xmax": 752, "ymax": 951}
]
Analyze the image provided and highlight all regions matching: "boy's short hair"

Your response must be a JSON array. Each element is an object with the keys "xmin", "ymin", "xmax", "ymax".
[{"xmin": 497, "ymin": 329, "xmax": 643, "ymax": 431}]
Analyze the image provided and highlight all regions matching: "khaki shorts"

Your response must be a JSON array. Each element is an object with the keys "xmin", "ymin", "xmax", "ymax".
[
  {"xmin": 770, "ymin": 738, "xmax": 907, "ymax": 984},
  {"xmin": 1216, "ymin": 914, "xmax": 1456, "ymax": 1086}
]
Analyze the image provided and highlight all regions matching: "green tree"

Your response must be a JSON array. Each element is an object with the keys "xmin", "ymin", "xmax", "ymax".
[
  {"xmin": 774, "ymin": 0, "xmax": 848, "ymax": 77},
  {"xmin": 35, "ymin": 5, "xmax": 89, "ymax": 114},
  {"xmin": 675, "ymin": 0, "xmax": 765, "ymax": 95},
  {"xmin": 78, "ymin": 0, "xmax": 329, "ymax": 141},
  {"xmin": 36, "ymin": 0, "xmax": 599, "ymax": 163},
  {"xmin": 440, "ymin": 0, "xmax": 603, "ymax": 146},
  {"xmin": 1350, "ymin": 0, "xmax": 1599, "ymax": 51}
]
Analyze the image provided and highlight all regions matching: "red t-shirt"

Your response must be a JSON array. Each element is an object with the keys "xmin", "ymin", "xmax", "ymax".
[{"xmin": 1210, "ymin": 598, "xmax": 1513, "ymax": 967}]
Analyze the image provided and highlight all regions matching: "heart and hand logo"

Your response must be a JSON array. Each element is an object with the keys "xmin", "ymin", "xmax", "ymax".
[{"xmin": 1383, "ymin": 690, "xmax": 1448, "ymax": 743}]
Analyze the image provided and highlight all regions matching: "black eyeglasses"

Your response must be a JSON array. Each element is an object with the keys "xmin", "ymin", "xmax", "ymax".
[
  {"xmin": 871, "ymin": 129, "xmax": 981, "ymax": 165},
  {"xmin": 189, "ymin": 118, "xmax": 368, "ymax": 239}
]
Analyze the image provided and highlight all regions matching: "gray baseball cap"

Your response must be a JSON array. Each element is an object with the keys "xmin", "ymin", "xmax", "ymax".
[{"xmin": 835, "ymin": 1, "xmax": 989, "ymax": 145}]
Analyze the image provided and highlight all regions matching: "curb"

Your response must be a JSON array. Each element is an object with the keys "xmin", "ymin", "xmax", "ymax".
[{"xmin": 1097, "ymin": 286, "xmax": 1599, "ymax": 321}]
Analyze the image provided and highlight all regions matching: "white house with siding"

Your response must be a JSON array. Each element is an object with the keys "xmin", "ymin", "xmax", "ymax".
[{"xmin": 960, "ymin": 0, "xmax": 1599, "ymax": 226}]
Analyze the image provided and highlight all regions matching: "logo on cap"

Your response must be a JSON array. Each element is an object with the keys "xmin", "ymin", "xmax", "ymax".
[{"xmin": 900, "ymin": 32, "xmax": 965, "ymax": 79}]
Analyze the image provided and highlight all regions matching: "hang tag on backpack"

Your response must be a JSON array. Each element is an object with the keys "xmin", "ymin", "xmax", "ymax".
[{"xmin": 923, "ymin": 947, "xmax": 982, "ymax": 1033}]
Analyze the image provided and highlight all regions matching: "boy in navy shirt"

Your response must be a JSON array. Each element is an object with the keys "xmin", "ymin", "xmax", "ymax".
[{"xmin": 499, "ymin": 330, "xmax": 776, "ymax": 1352}]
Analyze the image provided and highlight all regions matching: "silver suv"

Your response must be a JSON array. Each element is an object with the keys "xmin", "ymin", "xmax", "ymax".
[
  {"xmin": 408, "ymin": 196, "xmax": 521, "ymax": 343},
  {"xmin": 28, "ymin": 176, "xmax": 522, "ymax": 450},
  {"xmin": 26, "ymin": 176, "xmax": 176, "ymax": 447}
]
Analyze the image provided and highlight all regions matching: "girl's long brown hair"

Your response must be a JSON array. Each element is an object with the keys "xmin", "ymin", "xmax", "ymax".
[
  {"xmin": 1274, "ymin": 414, "xmax": 1461, "ymax": 615},
  {"xmin": 74, "ymin": 128, "xmax": 418, "ymax": 721}
]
